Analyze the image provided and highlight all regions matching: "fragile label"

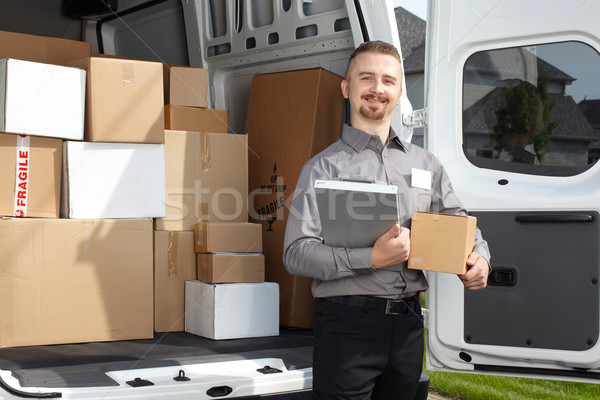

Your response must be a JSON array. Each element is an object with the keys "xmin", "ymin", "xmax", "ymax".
[{"xmin": 13, "ymin": 135, "xmax": 30, "ymax": 217}]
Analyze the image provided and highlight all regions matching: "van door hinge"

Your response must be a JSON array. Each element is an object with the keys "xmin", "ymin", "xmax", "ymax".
[{"xmin": 403, "ymin": 109, "xmax": 427, "ymax": 129}]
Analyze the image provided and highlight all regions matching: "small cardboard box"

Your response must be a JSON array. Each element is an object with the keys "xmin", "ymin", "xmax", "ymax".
[
  {"xmin": 0, "ymin": 217, "xmax": 154, "ymax": 348},
  {"xmin": 0, "ymin": 58, "xmax": 86, "ymax": 140},
  {"xmin": 0, "ymin": 134, "xmax": 62, "ymax": 218},
  {"xmin": 0, "ymin": 30, "xmax": 90, "ymax": 66},
  {"xmin": 163, "ymin": 64, "xmax": 208, "ymax": 107},
  {"xmin": 155, "ymin": 130, "xmax": 248, "ymax": 231},
  {"xmin": 197, "ymin": 253, "xmax": 265, "ymax": 283},
  {"xmin": 245, "ymin": 68, "xmax": 344, "ymax": 328},
  {"xmin": 408, "ymin": 211, "xmax": 477, "ymax": 274},
  {"xmin": 194, "ymin": 222, "xmax": 262, "ymax": 253},
  {"xmin": 185, "ymin": 280, "xmax": 279, "ymax": 340},
  {"xmin": 164, "ymin": 105, "xmax": 228, "ymax": 133},
  {"xmin": 69, "ymin": 57, "xmax": 165, "ymax": 143},
  {"xmin": 154, "ymin": 230, "xmax": 197, "ymax": 332},
  {"xmin": 61, "ymin": 141, "xmax": 166, "ymax": 219}
]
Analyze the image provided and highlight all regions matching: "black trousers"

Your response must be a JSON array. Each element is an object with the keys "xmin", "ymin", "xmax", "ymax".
[{"xmin": 313, "ymin": 296, "xmax": 424, "ymax": 400}]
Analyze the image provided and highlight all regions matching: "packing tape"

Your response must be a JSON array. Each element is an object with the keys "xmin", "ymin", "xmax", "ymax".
[
  {"xmin": 167, "ymin": 231, "xmax": 179, "ymax": 278},
  {"xmin": 13, "ymin": 135, "xmax": 30, "ymax": 217},
  {"xmin": 200, "ymin": 133, "xmax": 211, "ymax": 172},
  {"xmin": 196, "ymin": 223, "xmax": 207, "ymax": 251},
  {"xmin": 122, "ymin": 60, "xmax": 134, "ymax": 85}
]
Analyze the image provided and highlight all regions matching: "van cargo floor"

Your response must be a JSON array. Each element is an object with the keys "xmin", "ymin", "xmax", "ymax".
[{"xmin": 0, "ymin": 329, "xmax": 313, "ymax": 389}]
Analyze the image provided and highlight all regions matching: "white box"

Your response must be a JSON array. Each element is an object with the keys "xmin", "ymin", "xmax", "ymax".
[
  {"xmin": 185, "ymin": 280, "xmax": 279, "ymax": 340},
  {"xmin": 61, "ymin": 141, "xmax": 166, "ymax": 218},
  {"xmin": 0, "ymin": 58, "xmax": 85, "ymax": 140}
]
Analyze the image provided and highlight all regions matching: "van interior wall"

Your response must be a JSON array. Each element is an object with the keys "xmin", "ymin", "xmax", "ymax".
[{"xmin": 0, "ymin": 0, "xmax": 84, "ymax": 41}]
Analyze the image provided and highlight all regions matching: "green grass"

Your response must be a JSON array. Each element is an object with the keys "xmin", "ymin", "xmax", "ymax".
[{"xmin": 426, "ymin": 370, "xmax": 600, "ymax": 400}]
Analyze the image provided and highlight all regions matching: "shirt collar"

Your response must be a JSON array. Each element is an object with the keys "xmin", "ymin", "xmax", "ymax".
[{"xmin": 341, "ymin": 124, "xmax": 407, "ymax": 152}]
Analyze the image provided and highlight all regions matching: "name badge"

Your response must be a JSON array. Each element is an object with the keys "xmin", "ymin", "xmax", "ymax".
[{"xmin": 411, "ymin": 168, "xmax": 431, "ymax": 190}]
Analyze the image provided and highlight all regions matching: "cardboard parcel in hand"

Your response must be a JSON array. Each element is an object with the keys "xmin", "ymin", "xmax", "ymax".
[{"xmin": 408, "ymin": 211, "xmax": 477, "ymax": 274}]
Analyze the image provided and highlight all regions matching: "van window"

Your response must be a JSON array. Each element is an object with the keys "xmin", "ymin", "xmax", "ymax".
[{"xmin": 462, "ymin": 41, "xmax": 600, "ymax": 176}]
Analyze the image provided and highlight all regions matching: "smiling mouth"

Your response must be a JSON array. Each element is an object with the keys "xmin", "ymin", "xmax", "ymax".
[{"xmin": 363, "ymin": 95, "xmax": 388, "ymax": 105}]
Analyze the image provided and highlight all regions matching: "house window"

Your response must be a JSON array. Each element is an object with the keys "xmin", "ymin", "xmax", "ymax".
[{"xmin": 462, "ymin": 41, "xmax": 600, "ymax": 176}]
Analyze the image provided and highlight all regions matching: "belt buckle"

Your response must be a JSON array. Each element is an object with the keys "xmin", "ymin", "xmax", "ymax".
[{"xmin": 384, "ymin": 299, "xmax": 405, "ymax": 315}]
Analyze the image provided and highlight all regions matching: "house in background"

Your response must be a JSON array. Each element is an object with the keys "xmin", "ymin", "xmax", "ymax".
[
  {"xmin": 395, "ymin": 7, "xmax": 426, "ymax": 147},
  {"xmin": 461, "ymin": 45, "xmax": 600, "ymax": 175},
  {"xmin": 394, "ymin": 8, "xmax": 600, "ymax": 173},
  {"xmin": 577, "ymin": 99, "xmax": 600, "ymax": 164},
  {"xmin": 462, "ymin": 47, "xmax": 599, "ymax": 170}
]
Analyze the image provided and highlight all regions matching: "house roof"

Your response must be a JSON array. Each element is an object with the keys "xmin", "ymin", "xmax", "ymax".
[
  {"xmin": 394, "ymin": 7, "xmax": 426, "ymax": 73},
  {"xmin": 463, "ymin": 88, "xmax": 599, "ymax": 141},
  {"xmin": 464, "ymin": 49, "xmax": 574, "ymax": 84}
]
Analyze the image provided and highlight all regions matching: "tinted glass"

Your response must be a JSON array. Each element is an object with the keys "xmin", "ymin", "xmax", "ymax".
[{"xmin": 462, "ymin": 42, "xmax": 600, "ymax": 176}]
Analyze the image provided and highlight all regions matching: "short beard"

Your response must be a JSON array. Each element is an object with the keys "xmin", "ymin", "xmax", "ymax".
[
  {"xmin": 359, "ymin": 95, "xmax": 389, "ymax": 120},
  {"xmin": 359, "ymin": 104, "xmax": 386, "ymax": 120}
]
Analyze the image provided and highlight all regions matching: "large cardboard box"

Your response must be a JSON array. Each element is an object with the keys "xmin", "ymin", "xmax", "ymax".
[
  {"xmin": 0, "ymin": 134, "xmax": 62, "ymax": 218},
  {"xmin": 194, "ymin": 222, "xmax": 262, "ymax": 253},
  {"xmin": 197, "ymin": 253, "xmax": 265, "ymax": 283},
  {"xmin": 155, "ymin": 130, "xmax": 248, "ymax": 231},
  {"xmin": 245, "ymin": 68, "xmax": 344, "ymax": 328},
  {"xmin": 0, "ymin": 30, "xmax": 90, "ymax": 66},
  {"xmin": 164, "ymin": 64, "xmax": 208, "ymax": 107},
  {"xmin": 154, "ymin": 230, "xmax": 197, "ymax": 332},
  {"xmin": 0, "ymin": 218, "xmax": 154, "ymax": 348},
  {"xmin": 408, "ymin": 211, "xmax": 477, "ymax": 274},
  {"xmin": 0, "ymin": 58, "xmax": 85, "ymax": 140},
  {"xmin": 69, "ymin": 57, "xmax": 164, "ymax": 143},
  {"xmin": 61, "ymin": 141, "xmax": 166, "ymax": 219},
  {"xmin": 185, "ymin": 280, "xmax": 279, "ymax": 340},
  {"xmin": 164, "ymin": 105, "xmax": 228, "ymax": 133}
]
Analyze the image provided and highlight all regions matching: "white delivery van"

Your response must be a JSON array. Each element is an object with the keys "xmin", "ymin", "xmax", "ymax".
[{"xmin": 0, "ymin": 0, "xmax": 598, "ymax": 398}]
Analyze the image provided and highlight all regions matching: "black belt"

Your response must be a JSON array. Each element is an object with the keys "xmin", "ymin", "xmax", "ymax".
[{"xmin": 322, "ymin": 294, "xmax": 420, "ymax": 315}]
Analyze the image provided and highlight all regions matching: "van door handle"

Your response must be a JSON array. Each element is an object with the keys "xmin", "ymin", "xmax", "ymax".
[
  {"xmin": 488, "ymin": 268, "xmax": 516, "ymax": 286},
  {"xmin": 207, "ymin": 386, "xmax": 233, "ymax": 397},
  {"xmin": 515, "ymin": 213, "xmax": 595, "ymax": 223}
]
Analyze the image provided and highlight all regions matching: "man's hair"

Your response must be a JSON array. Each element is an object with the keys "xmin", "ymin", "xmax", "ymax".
[{"xmin": 345, "ymin": 40, "xmax": 402, "ymax": 80}]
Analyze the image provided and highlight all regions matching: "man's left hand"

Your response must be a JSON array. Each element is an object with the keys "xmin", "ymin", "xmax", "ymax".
[{"xmin": 459, "ymin": 252, "xmax": 489, "ymax": 290}]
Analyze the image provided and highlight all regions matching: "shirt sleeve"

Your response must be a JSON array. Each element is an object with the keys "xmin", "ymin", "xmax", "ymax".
[
  {"xmin": 283, "ymin": 162, "xmax": 374, "ymax": 281},
  {"xmin": 430, "ymin": 157, "xmax": 491, "ymax": 267}
]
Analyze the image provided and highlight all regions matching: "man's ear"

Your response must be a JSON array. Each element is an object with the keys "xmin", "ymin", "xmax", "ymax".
[
  {"xmin": 395, "ymin": 88, "xmax": 403, "ymax": 107},
  {"xmin": 341, "ymin": 79, "xmax": 349, "ymax": 99}
]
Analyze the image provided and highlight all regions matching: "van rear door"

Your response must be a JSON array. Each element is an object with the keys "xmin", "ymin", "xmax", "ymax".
[{"xmin": 425, "ymin": 0, "xmax": 600, "ymax": 382}]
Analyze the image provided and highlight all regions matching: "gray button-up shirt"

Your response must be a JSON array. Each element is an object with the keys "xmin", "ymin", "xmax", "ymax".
[{"xmin": 283, "ymin": 124, "xmax": 490, "ymax": 299}]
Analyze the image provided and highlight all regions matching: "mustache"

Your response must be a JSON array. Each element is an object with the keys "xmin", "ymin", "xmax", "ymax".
[{"xmin": 362, "ymin": 94, "xmax": 389, "ymax": 102}]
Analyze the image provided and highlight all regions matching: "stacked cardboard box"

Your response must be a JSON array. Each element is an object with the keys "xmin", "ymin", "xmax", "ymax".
[
  {"xmin": 185, "ymin": 280, "xmax": 279, "ymax": 340},
  {"xmin": 154, "ymin": 230, "xmax": 197, "ymax": 332},
  {"xmin": 184, "ymin": 221, "xmax": 278, "ymax": 340},
  {"xmin": 194, "ymin": 222, "xmax": 264, "ymax": 283},
  {"xmin": 245, "ymin": 68, "xmax": 345, "ymax": 329},
  {"xmin": 154, "ymin": 68, "xmax": 277, "ymax": 337},
  {"xmin": 0, "ymin": 31, "xmax": 156, "ymax": 347},
  {"xmin": 163, "ymin": 63, "xmax": 228, "ymax": 132},
  {"xmin": 153, "ymin": 127, "xmax": 278, "ymax": 338},
  {"xmin": 62, "ymin": 55, "xmax": 167, "ymax": 219}
]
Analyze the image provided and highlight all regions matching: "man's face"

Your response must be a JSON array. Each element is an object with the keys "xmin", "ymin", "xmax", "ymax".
[{"xmin": 342, "ymin": 52, "xmax": 403, "ymax": 123}]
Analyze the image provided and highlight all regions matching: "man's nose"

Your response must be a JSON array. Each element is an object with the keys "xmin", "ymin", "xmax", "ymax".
[{"xmin": 370, "ymin": 79, "xmax": 384, "ymax": 94}]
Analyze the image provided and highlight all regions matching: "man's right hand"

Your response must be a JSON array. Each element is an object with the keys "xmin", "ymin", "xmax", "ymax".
[{"xmin": 371, "ymin": 224, "xmax": 410, "ymax": 270}]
